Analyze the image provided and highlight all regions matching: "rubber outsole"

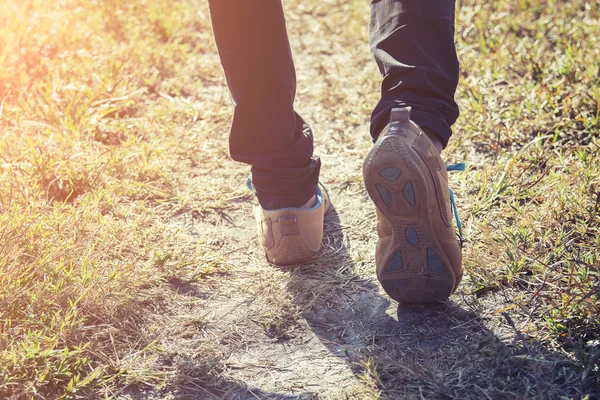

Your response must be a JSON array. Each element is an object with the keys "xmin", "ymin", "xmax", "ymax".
[{"xmin": 364, "ymin": 130, "xmax": 458, "ymax": 304}]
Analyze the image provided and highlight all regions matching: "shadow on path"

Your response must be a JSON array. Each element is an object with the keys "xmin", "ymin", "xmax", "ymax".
[
  {"xmin": 281, "ymin": 207, "xmax": 595, "ymax": 399},
  {"xmin": 163, "ymin": 206, "xmax": 597, "ymax": 400}
]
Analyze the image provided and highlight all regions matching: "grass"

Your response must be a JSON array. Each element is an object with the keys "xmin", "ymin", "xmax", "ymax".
[
  {"xmin": 0, "ymin": 0, "xmax": 227, "ymax": 397},
  {"xmin": 0, "ymin": 0, "xmax": 599, "ymax": 398},
  {"xmin": 453, "ymin": 0, "xmax": 600, "ymax": 350}
]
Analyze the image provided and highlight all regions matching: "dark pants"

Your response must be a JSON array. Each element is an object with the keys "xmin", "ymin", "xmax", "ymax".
[{"xmin": 209, "ymin": 0, "xmax": 459, "ymax": 210}]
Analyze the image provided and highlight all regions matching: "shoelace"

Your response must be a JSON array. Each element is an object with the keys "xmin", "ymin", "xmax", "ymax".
[{"xmin": 446, "ymin": 162, "xmax": 466, "ymax": 247}]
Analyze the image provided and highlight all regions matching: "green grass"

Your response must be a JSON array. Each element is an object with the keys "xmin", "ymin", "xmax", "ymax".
[
  {"xmin": 0, "ymin": 0, "xmax": 599, "ymax": 398},
  {"xmin": 0, "ymin": 0, "xmax": 221, "ymax": 397},
  {"xmin": 453, "ymin": 0, "xmax": 600, "ymax": 348}
]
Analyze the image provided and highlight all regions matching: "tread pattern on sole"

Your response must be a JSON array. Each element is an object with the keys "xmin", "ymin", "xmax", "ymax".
[
  {"xmin": 385, "ymin": 250, "xmax": 404, "ymax": 272},
  {"xmin": 378, "ymin": 167, "xmax": 402, "ymax": 181},
  {"xmin": 365, "ymin": 129, "xmax": 459, "ymax": 304},
  {"xmin": 376, "ymin": 184, "xmax": 392, "ymax": 207},
  {"xmin": 403, "ymin": 181, "xmax": 416, "ymax": 206},
  {"xmin": 405, "ymin": 228, "xmax": 418, "ymax": 246},
  {"xmin": 426, "ymin": 279, "xmax": 450, "ymax": 293},
  {"xmin": 381, "ymin": 279, "xmax": 407, "ymax": 295},
  {"xmin": 427, "ymin": 249, "xmax": 448, "ymax": 275}
]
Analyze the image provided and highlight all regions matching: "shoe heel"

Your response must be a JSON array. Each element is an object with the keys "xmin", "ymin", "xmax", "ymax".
[
  {"xmin": 268, "ymin": 235, "xmax": 318, "ymax": 266},
  {"xmin": 364, "ymin": 108, "xmax": 460, "ymax": 304}
]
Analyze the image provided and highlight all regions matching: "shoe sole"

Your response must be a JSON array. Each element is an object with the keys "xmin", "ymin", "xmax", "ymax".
[{"xmin": 363, "ymin": 126, "xmax": 459, "ymax": 304}]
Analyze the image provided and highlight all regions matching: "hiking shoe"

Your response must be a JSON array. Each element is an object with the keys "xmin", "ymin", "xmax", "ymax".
[
  {"xmin": 363, "ymin": 108, "xmax": 463, "ymax": 303},
  {"xmin": 249, "ymin": 181, "xmax": 331, "ymax": 266}
]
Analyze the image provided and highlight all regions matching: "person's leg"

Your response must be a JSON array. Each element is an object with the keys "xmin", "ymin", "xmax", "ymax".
[
  {"xmin": 209, "ymin": 0, "xmax": 327, "ymax": 267},
  {"xmin": 208, "ymin": 0, "xmax": 320, "ymax": 210},
  {"xmin": 369, "ymin": 0, "xmax": 459, "ymax": 151}
]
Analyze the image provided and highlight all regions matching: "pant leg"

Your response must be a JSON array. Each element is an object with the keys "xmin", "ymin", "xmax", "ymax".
[
  {"xmin": 369, "ymin": 0, "xmax": 459, "ymax": 147},
  {"xmin": 208, "ymin": 0, "xmax": 320, "ymax": 210}
]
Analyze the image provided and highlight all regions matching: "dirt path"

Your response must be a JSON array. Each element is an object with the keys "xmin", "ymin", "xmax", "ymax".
[
  {"xmin": 119, "ymin": 2, "xmax": 594, "ymax": 399},
  {"xmin": 144, "ymin": 191, "xmax": 557, "ymax": 399}
]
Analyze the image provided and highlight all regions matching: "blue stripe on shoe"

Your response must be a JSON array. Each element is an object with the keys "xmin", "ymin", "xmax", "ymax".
[{"xmin": 446, "ymin": 162, "xmax": 466, "ymax": 172}]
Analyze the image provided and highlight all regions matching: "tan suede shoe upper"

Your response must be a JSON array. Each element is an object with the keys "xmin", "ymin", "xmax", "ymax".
[{"xmin": 254, "ymin": 185, "xmax": 330, "ymax": 266}]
